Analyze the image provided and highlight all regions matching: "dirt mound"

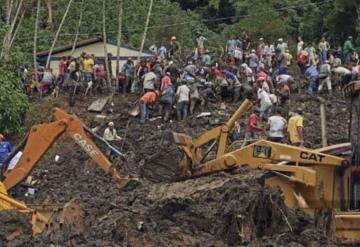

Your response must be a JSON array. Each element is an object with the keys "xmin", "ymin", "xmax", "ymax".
[{"xmin": 8, "ymin": 169, "xmax": 330, "ymax": 246}]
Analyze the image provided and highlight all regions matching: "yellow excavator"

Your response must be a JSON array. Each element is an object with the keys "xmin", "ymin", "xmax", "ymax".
[
  {"xmin": 0, "ymin": 108, "xmax": 135, "ymax": 240},
  {"xmin": 173, "ymin": 82, "xmax": 360, "ymax": 243}
]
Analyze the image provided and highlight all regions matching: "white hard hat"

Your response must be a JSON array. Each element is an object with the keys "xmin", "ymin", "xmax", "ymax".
[{"xmin": 108, "ymin": 121, "xmax": 114, "ymax": 127}]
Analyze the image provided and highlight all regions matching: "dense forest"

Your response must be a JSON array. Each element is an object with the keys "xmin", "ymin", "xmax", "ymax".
[{"xmin": 0, "ymin": 0, "xmax": 359, "ymax": 134}]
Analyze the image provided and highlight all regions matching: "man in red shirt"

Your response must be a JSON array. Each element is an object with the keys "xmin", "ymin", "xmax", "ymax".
[
  {"xmin": 160, "ymin": 72, "xmax": 172, "ymax": 91},
  {"xmin": 242, "ymin": 109, "xmax": 263, "ymax": 147},
  {"xmin": 139, "ymin": 91, "xmax": 160, "ymax": 124}
]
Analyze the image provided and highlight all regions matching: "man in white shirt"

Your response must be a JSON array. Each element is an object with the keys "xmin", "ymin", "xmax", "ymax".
[
  {"xmin": 257, "ymin": 86, "xmax": 272, "ymax": 121},
  {"xmin": 103, "ymin": 122, "xmax": 122, "ymax": 157},
  {"xmin": 266, "ymin": 109, "xmax": 287, "ymax": 142},
  {"xmin": 176, "ymin": 81, "xmax": 190, "ymax": 120},
  {"xmin": 332, "ymin": 65, "xmax": 352, "ymax": 87}
]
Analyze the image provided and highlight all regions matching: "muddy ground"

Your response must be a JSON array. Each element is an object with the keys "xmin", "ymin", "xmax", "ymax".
[{"xmin": 0, "ymin": 82, "xmax": 354, "ymax": 246}]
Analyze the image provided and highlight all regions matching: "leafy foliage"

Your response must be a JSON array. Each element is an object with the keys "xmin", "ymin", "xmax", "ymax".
[{"xmin": 0, "ymin": 63, "xmax": 28, "ymax": 135}]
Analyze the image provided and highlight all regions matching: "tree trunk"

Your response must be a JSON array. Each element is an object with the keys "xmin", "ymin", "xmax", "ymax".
[
  {"xmin": 46, "ymin": 0, "xmax": 54, "ymax": 28},
  {"xmin": 116, "ymin": 0, "xmax": 123, "ymax": 83},
  {"xmin": 138, "ymin": 0, "xmax": 153, "ymax": 62},
  {"xmin": 1, "ymin": 0, "xmax": 24, "ymax": 61},
  {"xmin": 34, "ymin": 0, "xmax": 41, "ymax": 84},
  {"xmin": 9, "ymin": 8, "xmax": 25, "ymax": 48},
  {"xmin": 103, "ymin": 0, "xmax": 112, "ymax": 90},
  {"xmin": 71, "ymin": 0, "xmax": 84, "ymax": 56},
  {"xmin": 46, "ymin": 0, "xmax": 74, "ymax": 68},
  {"xmin": 6, "ymin": 0, "xmax": 14, "ymax": 25}
]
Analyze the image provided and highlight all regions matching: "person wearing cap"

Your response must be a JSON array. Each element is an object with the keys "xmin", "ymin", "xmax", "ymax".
[
  {"xmin": 0, "ymin": 134, "xmax": 12, "ymax": 167},
  {"xmin": 318, "ymin": 59, "xmax": 332, "ymax": 95},
  {"xmin": 139, "ymin": 91, "xmax": 160, "ymax": 124},
  {"xmin": 343, "ymin": 36, "xmax": 354, "ymax": 64},
  {"xmin": 287, "ymin": 110, "xmax": 304, "ymax": 147},
  {"xmin": 266, "ymin": 108, "xmax": 287, "ymax": 143},
  {"xmin": 318, "ymin": 37, "xmax": 330, "ymax": 65},
  {"xmin": 103, "ymin": 122, "xmax": 122, "ymax": 157},
  {"xmin": 242, "ymin": 109, "xmax": 263, "ymax": 147},
  {"xmin": 169, "ymin": 36, "xmax": 181, "ymax": 59},
  {"xmin": 276, "ymin": 38, "xmax": 287, "ymax": 54}
]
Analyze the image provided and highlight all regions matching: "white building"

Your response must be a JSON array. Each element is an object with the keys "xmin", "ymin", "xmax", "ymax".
[{"xmin": 37, "ymin": 37, "xmax": 154, "ymax": 76}]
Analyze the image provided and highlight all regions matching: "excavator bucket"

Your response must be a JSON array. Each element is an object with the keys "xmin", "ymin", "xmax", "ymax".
[
  {"xmin": 0, "ymin": 190, "xmax": 83, "ymax": 240},
  {"xmin": 332, "ymin": 211, "xmax": 360, "ymax": 243}
]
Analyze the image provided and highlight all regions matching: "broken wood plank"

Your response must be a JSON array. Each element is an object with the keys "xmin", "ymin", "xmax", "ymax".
[{"xmin": 88, "ymin": 97, "xmax": 109, "ymax": 112}]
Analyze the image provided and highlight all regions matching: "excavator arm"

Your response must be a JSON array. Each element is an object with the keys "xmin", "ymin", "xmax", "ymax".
[
  {"xmin": 173, "ymin": 100, "xmax": 351, "ymax": 210},
  {"xmin": 1, "ymin": 108, "xmax": 132, "ymax": 191}
]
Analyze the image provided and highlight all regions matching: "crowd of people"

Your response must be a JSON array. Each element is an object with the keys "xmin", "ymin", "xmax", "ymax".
[{"xmin": 19, "ymin": 32, "xmax": 360, "ymax": 148}]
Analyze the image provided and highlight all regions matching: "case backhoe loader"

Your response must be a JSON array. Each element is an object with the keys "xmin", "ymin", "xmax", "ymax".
[
  {"xmin": 0, "ymin": 108, "xmax": 136, "ymax": 239},
  {"xmin": 173, "ymin": 86, "xmax": 360, "ymax": 243}
]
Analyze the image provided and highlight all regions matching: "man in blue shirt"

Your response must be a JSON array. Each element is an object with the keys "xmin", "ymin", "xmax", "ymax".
[
  {"xmin": 0, "ymin": 134, "xmax": 12, "ymax": 166},
  {"xmin": 304, "ymin": 64, "xmax": 319, "ymax": 95}
]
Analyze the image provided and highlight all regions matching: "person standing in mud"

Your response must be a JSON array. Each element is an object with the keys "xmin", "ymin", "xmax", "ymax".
[
  {"xmin": 139, "ymin": 91, "xmax": 160, "ymax": 124},
  {"xmin": 242, "ymin": 109, "xmax": 263, "ymax": 147},
  {"xmin": 266, "ymin": 108, "xmax": 287, "ymax": 143},
  {"xmin": 103, "ymin": 122, "xmax": 122, "ymax": 158},
  {"xmin": 287, "ymin": 110, "xmax": 304, "ymax": 147}
]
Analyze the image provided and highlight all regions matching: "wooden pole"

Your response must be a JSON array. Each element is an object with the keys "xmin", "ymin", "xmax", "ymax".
[
  {"xmin": 71, "ymin": 0, "xmax": 84, "ymax": 56},
  {"xmin": 320, "ymin": 101, "xmax": 327, "ymax": 147},
  {"xmin": 33, "ymin": 0, "xmax": 41, "ymax": 84},
  {"xmin": 115, "ymin": 0, "xmax": 123, "ymax": 87},
  {"xmin": 137, "ymin": 0, "xmax": 153, "ymax": 62},
  {"xmin": 103, "ymin": 0, "xmax": 112, "ymax": 90},
  {"xmin": 46, "ymin": 0, "xmax": 74, "ymax": 68}
]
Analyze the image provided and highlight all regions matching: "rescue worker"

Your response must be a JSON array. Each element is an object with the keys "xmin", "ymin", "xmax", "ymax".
[
  {"xmin": 318, "ymin": 60, "xmax": 332, "ymax": 95},
  {"xmin": 175, "ymin": 80, "xmax": 190, "ymax": 120},
  {"xmin": 266, "ymin": 108, "xmax": 287, "ymax": 143},
  {"xmin": 103, "ymin": 122, "xmax": 122, "ymax": 157},
  {"xmin": 242, "ymin": 109, "xmax": 263, "ymax": 147},
  {"xmin": 159, "ymin": 85, "xmax": 174, "ymax": 122},
  {"xmin": 287, "ymin": 109, "xmax": 304, "ymax": 147},
  {"xmin": 139, "ymin": 91, "xmax": 160, "ymax": 124}
]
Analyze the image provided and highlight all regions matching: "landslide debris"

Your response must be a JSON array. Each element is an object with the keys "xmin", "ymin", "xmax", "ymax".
[{"xmin": 1, "ymin": 87, "xmax": 352, "ymax": 246}]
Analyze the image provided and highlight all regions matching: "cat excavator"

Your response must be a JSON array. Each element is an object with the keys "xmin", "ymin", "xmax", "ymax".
[
  {"xmin": 0, "ymin": 108, "xmax": 136, "ymax": 239},
  {"xmin": 173, "ymin": 83, "xmax": 360, "ymax": 243}
]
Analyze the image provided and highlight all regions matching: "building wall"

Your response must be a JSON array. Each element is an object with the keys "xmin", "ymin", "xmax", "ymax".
[{"xmin": 46, "ymin": 42, "xmax": 153, "ymax": 76}]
